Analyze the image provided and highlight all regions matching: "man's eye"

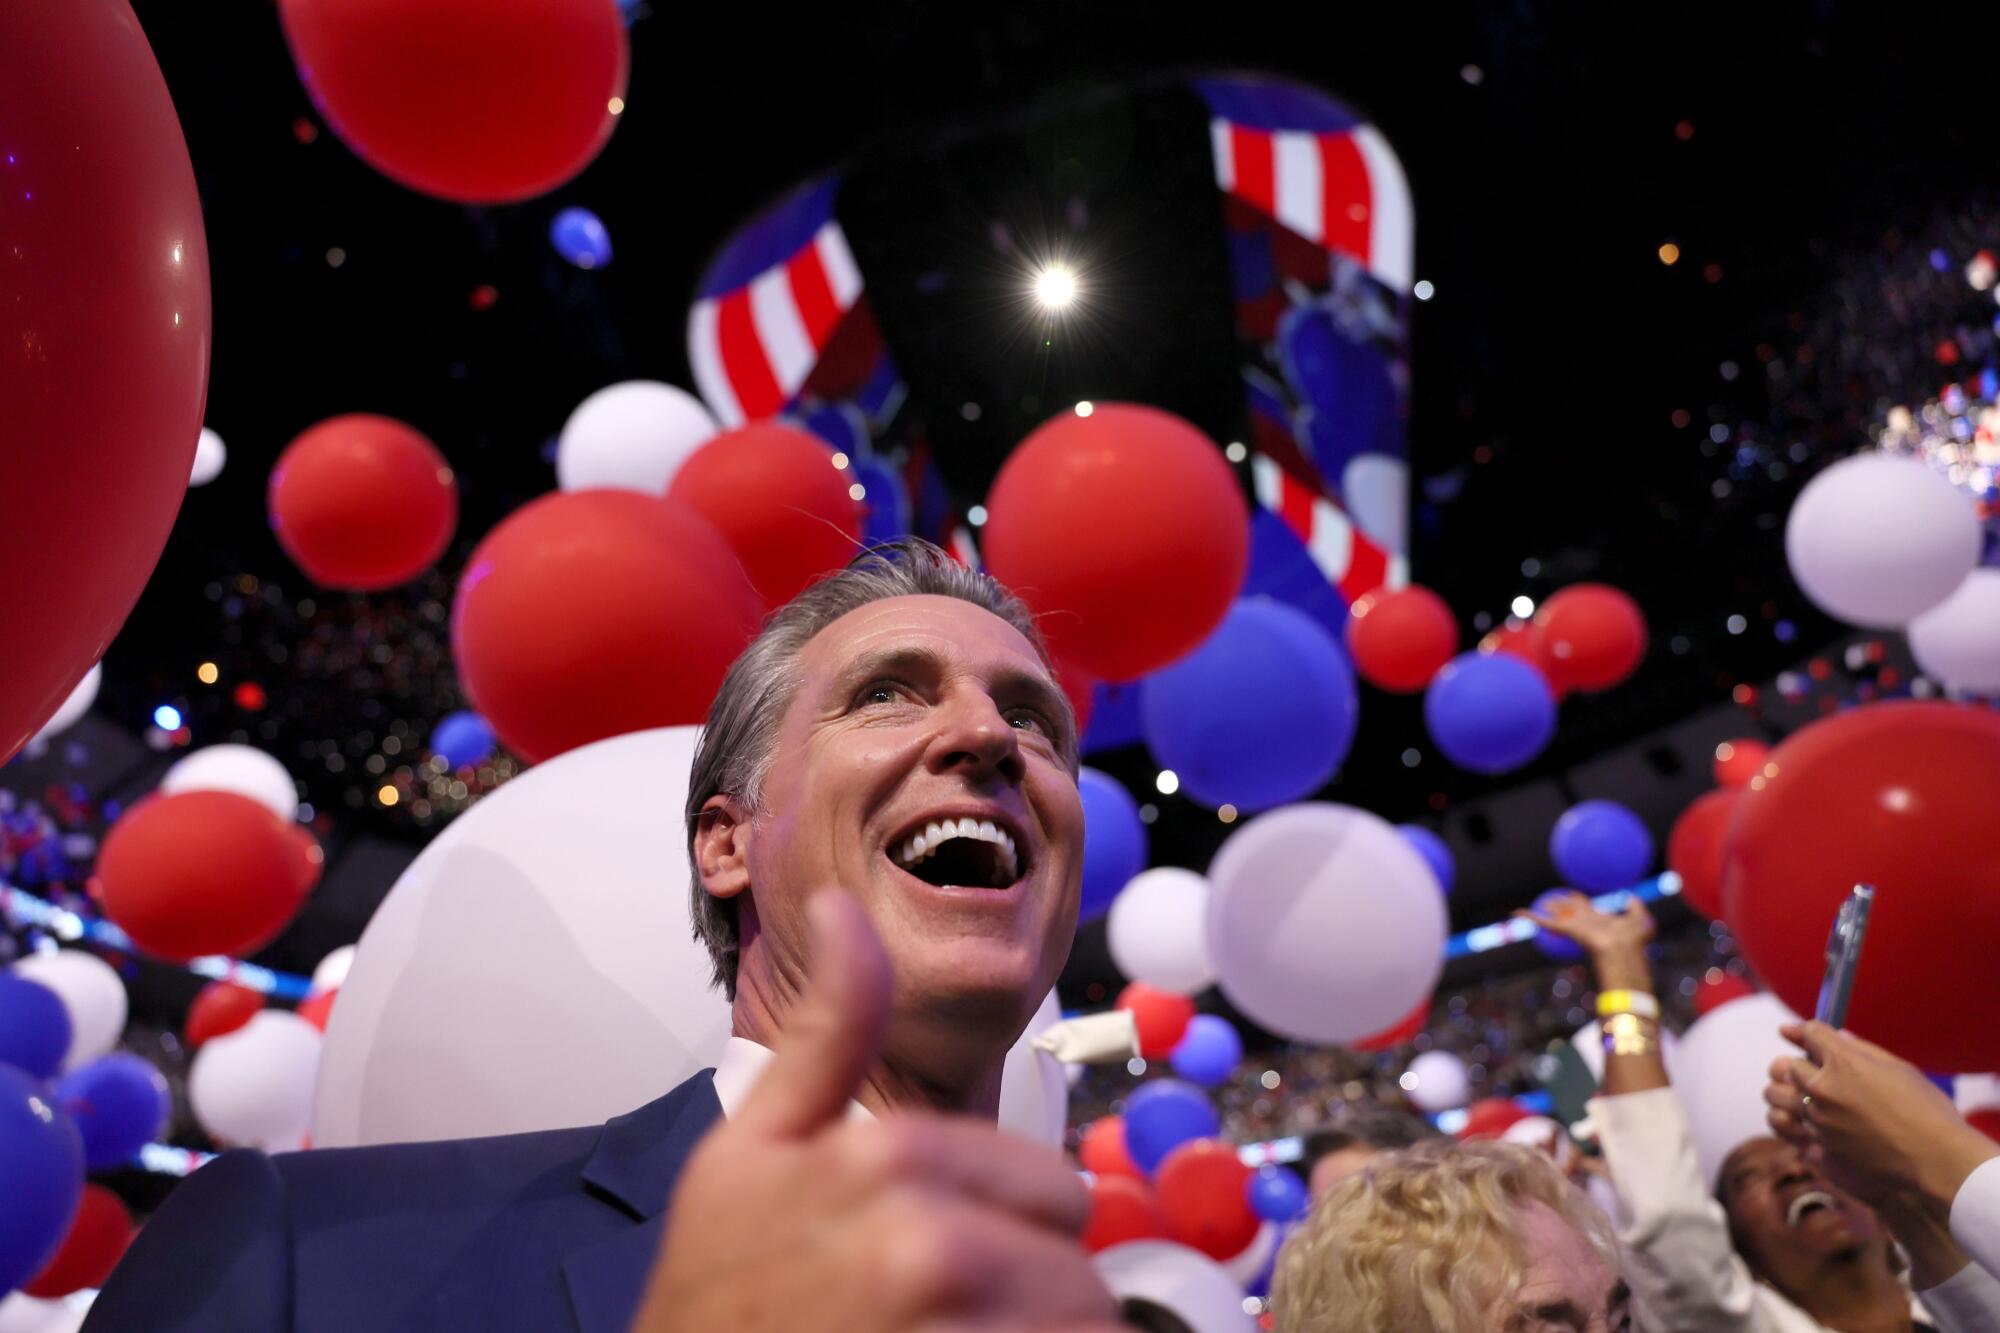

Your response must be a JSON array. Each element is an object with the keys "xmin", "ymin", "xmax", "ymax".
[
  {"xmin": 860, "ymin": 683, "xmax": 903, "ymax": 706},
  {"xmin": 1006, "ymin": 708, "xmax": 1048, "ymax": 733}
]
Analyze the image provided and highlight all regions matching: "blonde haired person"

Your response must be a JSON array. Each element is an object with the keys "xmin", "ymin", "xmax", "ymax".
[{"xmin": 1269, "ymin": 1138, "xmax": 1634, "ymax": 1332}]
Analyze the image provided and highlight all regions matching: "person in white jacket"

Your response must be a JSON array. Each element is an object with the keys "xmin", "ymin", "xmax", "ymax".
[{"xmin": 1525, "ymin": 892, "xmax": 2000, "ymax": 1333}]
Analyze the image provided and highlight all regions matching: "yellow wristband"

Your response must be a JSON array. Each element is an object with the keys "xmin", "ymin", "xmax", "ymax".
[{"xmin": 1596, "ymin": 989, "xmax": 1659, "ymax": 1021}]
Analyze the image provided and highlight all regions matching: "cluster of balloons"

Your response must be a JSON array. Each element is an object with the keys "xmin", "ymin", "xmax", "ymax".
[
  {"xmin": 0, "ymin": 945, "xmax": 158, "ymax": 1301},
  {"xmin": 96, "ymin": 746, "xmax": 321, "ymax": 962}
]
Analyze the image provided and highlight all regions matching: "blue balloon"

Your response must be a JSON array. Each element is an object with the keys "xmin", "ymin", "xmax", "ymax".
[
  {"xmin": 1140, "ymin": 600, "xmax": 1358, "ymax": 812},
  {"xmin": 0, "ymin": 974, "xmax": 71, "ymax": 1081},
  {"xmin": 0, "ymin": 1063, "xmax": 84, "ymax": 1295},
  {"xmin": 1398, "ymin": 824, "xmax": 1455, "ymax": 896},
  {"xmin": 1078, "ymin": 768, "xmax": 1146, "ymax": 921},
  {"xmin": 432, "ymin": 711, "xmax": 496, "ymax": 770},
  {"xmin": 1080, "ymin": 681, "xmax": 1144, "ymax": 755},
  {"xmin": 1529, "ymin": 889, "xmax": 1588, "ymax": 961},
  {"xmin": 1169, "ymin": 1015, "xmax": 1243, "ymax": 1088},
  {"xmin": 1248, "ymin": 1165, "xmax": 1310, "ymax": 1223},
  {"xmin": 1123, "ymin": 1079, "xmax": 1219, "ymax": 1176},
  {"xmin": 54, "ymin": 1053, "xmax": 168, "ymax": 1170},
  {"xmin": 1424, "ymin": 652, "xmax": 1557, "ymax": 774},
  {"xmin": 1550, "ymin": 800, "xmax": 1654, "ymax": 892},
  {"xmin": 550, "ymin": 206, "xmax": 612, "ymax": 269},
  {"xmin": 847, "ymin": 454, "xmax": 911, "ymax": 547}
]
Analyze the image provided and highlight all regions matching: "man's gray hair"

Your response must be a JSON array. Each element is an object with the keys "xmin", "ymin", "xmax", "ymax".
[{"xmin": 685, "ymin": 538, "xmax": 1074, "ymax": 999}]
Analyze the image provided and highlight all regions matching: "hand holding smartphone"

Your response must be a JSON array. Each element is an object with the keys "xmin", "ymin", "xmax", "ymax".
[{"xmin": 1813, "ymin": 883, "xmax": 1875, "ymax": 1029}]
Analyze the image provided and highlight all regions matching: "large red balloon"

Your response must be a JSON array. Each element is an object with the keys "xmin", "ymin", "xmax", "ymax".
[
  {"xmin": 452, "ymin": 490, "xmax": 761, "ymax": 763},
  {"xmin": 0, "ymin": 0, "xmax": 211, "ymax": 763},
  {"xmin": 1083, "ymin": 1175, "xmax": 1168, "ymax": 1254},
  {"xmin": 96, "ymin": 791, "xmax": 313, "ymax": 962},
  {"xmin": 1535, "ymin": 584, "xmax": 1647, "ymax": 693},
  {"xmin": 982, "ymin": 404, "xmax": 1249, "ymax": 682},
  {"xmin": 1712, "ymin": 737, "xmax": 1773, "ymax": 788},
  {"xmin": 1117, "ymin": 983, "xmax": 1197, "ymax": 1060},
  {"xmin": 269, "ymin": 415, "xmax": 459, "ymax": 590},
  {"xmin": 1667, "ymin": 789, "xmax": 1739, "ymax": 919},
  {"xmin": 1154, "ymin": 1139, "xmax": 1259, "ymax": 1260},
  {"xmin": 666, "ymin": 424, "xmax": 863, "ymax": 608},
  {"xmin": 1079, "ymin": 1116, "xmax": 1145, "ymax": 1183},
  {"xmin": 24, "ymin": 1184, "xmax": 134, "ymax": 1298},
  {"xmin": 1722, "ymin": 702, "xmax": 2000, "ymax": 1072},
  {"xmin": 277, "ymin": 0, "xmax": 628, "ymax": 204},
  {"xmin": 1346, "ymin": 585, "xmax": 1458, "ymax": 693},
  {"xmin": 184, "ymin": 981, "xmax": 263, "ymax": 1048}
]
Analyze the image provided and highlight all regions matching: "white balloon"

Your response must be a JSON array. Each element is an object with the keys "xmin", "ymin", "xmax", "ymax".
[
  {"xmin": 1206, "ymin": 803, "xmax": 1446, "ymax": 1044},
  {"xmin": 1784, "ymin": 453, "xmax": 1981, "ymax": 629},
  {"xmin": 556, "ymin": 381, "xmax": 716, "ymax": 495},
  {"xmin": 1219, "ymin": 1220, "xmax": 1280, "ymax": 1286},
  {"xmin": 1955, "ymin": 1073, "xmax": 2000, "ymax": 1115},
  {"xmin": 1342, "ymin": 453, "xmax": 1408, "ymax": 555},
  {"xmin": 315, "ymin": 727, "xmax": 1064, "ymax": 1148},
  {"xmin": 1671, "ymin": 992, "xmax": 1803, "ymax": 1187},
  {"xmin": 161, "ymin": 744, "xmax": 299, "ymax": 821},
  {"xmin": 189, "ymin": 1010, "xmax": 322, "ymax": 1151},
  {"xmin": 29, "ymin": 663, "xmax": 100, "ymax": 746},
  {"xmin": 1909, "ymin": 568, "xmax": 2000, "ymax": 693},
  {"xmin": 1094, "ymin": 1241, "xmax": 1256, "ymax": 1333},
  {"xmin": 1403, "ymin": 1049, "xmax": 1469, "ymax": 1113},
  {"xmin": 10, "ymin": 949, "xmax": 127, "ymax": 1071},
  {"xmin": 189, "ymin": 426, "xmax": 227, "ymax": 487},
  {"xmin": 310, "ymin": 945, "xmax": 356, "ymax": 997},
  {"xmin": 0, "ymin": 1294, "xmax": 69, "ymax": 1333},
  {"xmin": 1570, "ymin": 1020, "xmax": 1682, "ymax": 1086},
  {"xmin": 1108, "ymin": 868, "xmax": 1216, "ymax": 996}
]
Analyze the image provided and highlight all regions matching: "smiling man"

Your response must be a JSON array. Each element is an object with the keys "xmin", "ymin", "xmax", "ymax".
[{"xmin": 87, "ymin": 539, "xmax": 1125, "ymax": 1333}]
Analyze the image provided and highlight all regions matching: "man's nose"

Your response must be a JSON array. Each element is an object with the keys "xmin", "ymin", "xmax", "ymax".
[{"xmin": 928, "ymin": 688, "xmax": 1025, "ymax": 784}]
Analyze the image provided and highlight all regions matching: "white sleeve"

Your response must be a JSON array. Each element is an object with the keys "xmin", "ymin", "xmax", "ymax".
[
  {"xmin": 1588, "ymin": 1089, "xmax": 1771, "ymax": 1333},
  {"xmin": 1917, "ymin": 1257, "xmax": 2000, "ymax": 1333},
  {"xmin": 1950, "ymin": 1158, "xmax": 2000, "ymax": 1286}
]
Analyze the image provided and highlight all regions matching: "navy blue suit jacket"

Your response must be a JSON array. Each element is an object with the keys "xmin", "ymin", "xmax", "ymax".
[{"xmin": 83, "ymin": 1071, "xmax": 724, "ymax": 1333}]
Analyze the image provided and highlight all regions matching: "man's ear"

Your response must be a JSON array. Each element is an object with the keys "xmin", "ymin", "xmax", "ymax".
[{"xmin": 694, "ymin": 794, "xmax": 753, "ymax": 902}]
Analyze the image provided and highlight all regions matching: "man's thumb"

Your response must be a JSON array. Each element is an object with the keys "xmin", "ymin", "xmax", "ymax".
[{"xmin": 733, "ymin": 889, "xmax": 891, "ymax": 1139}]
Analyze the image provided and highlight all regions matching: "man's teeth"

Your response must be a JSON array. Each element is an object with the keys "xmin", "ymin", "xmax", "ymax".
[
  {"xmin": 894, "ymin": 817, "xmax": 1019, "ymax": 880},
  {"xmin": 1787, "ymin": 1191, "xmax": 1837, "ymax": 1227}
]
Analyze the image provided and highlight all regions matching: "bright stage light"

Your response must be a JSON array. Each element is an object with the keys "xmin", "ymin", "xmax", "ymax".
[{"xmin": 1034, "ymin": 265, "xmax": 1078, "ymax": 310}]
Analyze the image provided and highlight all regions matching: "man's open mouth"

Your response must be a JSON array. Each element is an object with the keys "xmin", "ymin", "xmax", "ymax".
[
  {"xmin": 1786, "ymin": 1191, "xmax": 1838, "ymax": 1227},
  {"xmin": 891, "ymin": 817, "xmax": 1023, "ymax": 890}
]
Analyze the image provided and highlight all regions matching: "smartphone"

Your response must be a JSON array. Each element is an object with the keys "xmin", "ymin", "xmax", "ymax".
[{"xmin": 1814, "ymin": 884, "xmax": 1875, "ymax": 1029}]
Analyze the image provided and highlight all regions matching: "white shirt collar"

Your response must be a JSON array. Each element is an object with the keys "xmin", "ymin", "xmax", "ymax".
[{"xmin": 709, "ymin": 1036, "xmax": 876, "ymax": 1123}]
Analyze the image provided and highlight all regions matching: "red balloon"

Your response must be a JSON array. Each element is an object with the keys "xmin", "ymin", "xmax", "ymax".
[
  {"xmin": 1079, "ymin": 1116, "xmax": 1145, "ymax": 1183},
  {"xmin": 1154, "ymin": 1139, "xmax": 1260, "ymax": 1260},
  {"xmin": 96, "ymin": 791, "xmax": 313, "ymax": 962},
  {"xmin": 1117, "ymin": 983, "xmax": 1197, "ymax": 1060},
  {"xmin": 269, "ymin": 415, "xmax": 458, "ymax": 591},
  {"xmin": 1535, "ymin": 584, "xmax": 1646, "ymax": 693},
  {"xmin": 277, "ymin": 0, "xmax": 628, "ymax": 204},
  {"xmin": 1712, "ymin": 737, "xmax": 1773, "ymax": 788},
  {"xmin": 1722, "ymin": 702, "xmax": 2000, "ymax": 1072},
  {"xmin": 1693, "ymin": 974, "xmax": 1756, "ymax": 1017},
  {"xmin": 1353, "ymin": 994, "xmax": 1430, "ymax": 1053},
  {"xmin": 452, "ymin": 490, "xmax": 761, "ymax": 763},
  {"xmin": 1969, "ymin": 1108, "xmax": 2000, "ymax": 1143},
  {"xmin": 0, "ymin": 0, "xmax": 211, "ymax": 763},
  {"xmin": 1478, "ymin": 622, "xmax": 1568, "ymax": 700},
  {"xmin": 1667, "ymin": 788, "xmax": 1738, "ymax": 920},
  {"xmin": 297, "ymin": 988, "xmax": 338, "ymax": 1032},
  {"xmin": 982, "ymin": 404, "xmax": 1249, "ymax": 682},
  {"xmin": 185, "ymin": 981, "xmax": 263, "ymax": 1048},
  {"xmin": 1082, "ymin": 1175, "xmax": 1168, "ymax": 1254},
  {"xmin": 1458, "ymin": 1097, "xmax": 1534, "ymax": 1142},
  {"xmin": 1346, "ymin": 585, "xmax": 1458, "ymax": 693},
  {"xmin": 666, "ymin": 424, "xmax": 864, "ymax": 608},
  {"xmin": 24, "ymin": 1184, "xmax": 134, "ymax": 1298}
]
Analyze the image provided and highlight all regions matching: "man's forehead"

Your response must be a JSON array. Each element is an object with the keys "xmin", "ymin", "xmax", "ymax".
[{"xmin": 800, "ymin": 594, "xmax": 1048, "ymax": 676}]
